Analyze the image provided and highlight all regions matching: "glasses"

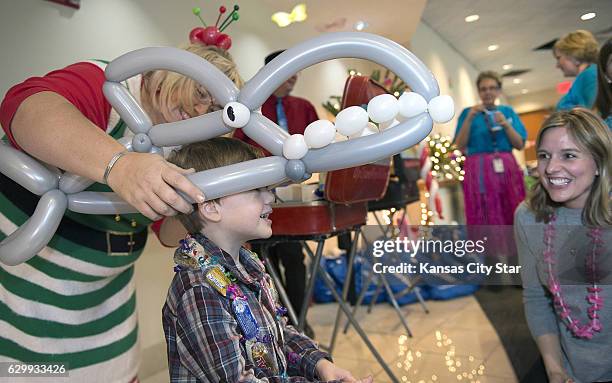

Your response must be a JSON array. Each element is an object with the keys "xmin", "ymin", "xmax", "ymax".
[
  {"xmin": 194, "ymin": 86, "xmax": 222, "ymax": 112},
  {"xmin": 478, "ymin": 86, "xmax": 500, "ymax": 92}
]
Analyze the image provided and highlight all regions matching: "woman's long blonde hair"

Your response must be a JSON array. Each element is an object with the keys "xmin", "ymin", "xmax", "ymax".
[
  {"xmin": 141, "ymin": 44, "xmax": 243, "ymax": 122},
  {"xmin": 527, "ymin": 108, "xmax": 612, "ymax": 226}
]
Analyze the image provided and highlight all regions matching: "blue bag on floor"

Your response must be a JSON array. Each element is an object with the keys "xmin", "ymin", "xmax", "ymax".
[
  {"xmin": 426, "ymin": 284, "xmax": 480, "ymax": 300},
  {"xmin": 312, "ymin": 254, "xmax": 387, "ymax": 304}
]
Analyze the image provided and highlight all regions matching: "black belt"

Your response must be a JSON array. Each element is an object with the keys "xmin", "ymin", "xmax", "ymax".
[{"xmin": 0, "ymin": 173, "xmax": 147, "ymax": 255}]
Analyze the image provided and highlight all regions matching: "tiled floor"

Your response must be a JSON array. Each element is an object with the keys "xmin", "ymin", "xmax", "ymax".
[{"xmin": 142, "ymin": 295, "xmax": 518, "ymax": 383}]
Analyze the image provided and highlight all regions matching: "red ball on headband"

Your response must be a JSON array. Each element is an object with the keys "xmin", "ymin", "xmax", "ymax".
[
  {"xmin": 202, "ymin": 26, "xmax": 220, "ymax": 45},
  {"xmin": 189, "ymin": 27, "xmax": 205, "ymax": 44},
  {"xmin": 215, "ymin": 34, "xmax": 232, "ymax": 50}
]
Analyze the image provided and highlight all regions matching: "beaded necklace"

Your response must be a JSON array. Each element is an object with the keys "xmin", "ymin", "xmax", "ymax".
[{"xmin": 543, "ymin": 214, "xmax": 604, "ymax": 339}]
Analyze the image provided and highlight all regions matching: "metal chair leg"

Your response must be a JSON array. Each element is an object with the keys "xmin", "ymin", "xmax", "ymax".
[
  {"xmin": 367, "ymin": 278, "xmax": 383, "ymax": 314},
  {"xmin": 343, "ymin": 268, "xmax": 375, "ymax": 334},
  {"xmin": 262, "ymin": 250, "xmax": 299, "ymax": 327},
  {"xmin": 313, "ymin": 254, "xmax": 400, "ymax": 383},
  {"xmin": 379, "ymin": 273, "xmax": 413, "ymax": 337},
  {"xmin": 328, "ymin": 228, "xmax": 361, "ymax": 354},
  {"xmin": 298, "ymin": 240, "xmax": 325, "ymax": 331}
]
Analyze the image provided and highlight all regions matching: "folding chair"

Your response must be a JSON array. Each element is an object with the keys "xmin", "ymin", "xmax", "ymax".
[
  {"xmin": 258, "ymin": 159, "xmax": 400, "ymax": 382},
  {"xmin": 329, "ymin": 76, "xmax": 429, "ymax": 344}
]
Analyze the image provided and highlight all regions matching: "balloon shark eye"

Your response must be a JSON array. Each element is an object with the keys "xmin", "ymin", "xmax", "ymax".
[{"xmin": 223, "ymin": 102, "xmax": 250, "ymax": 128}]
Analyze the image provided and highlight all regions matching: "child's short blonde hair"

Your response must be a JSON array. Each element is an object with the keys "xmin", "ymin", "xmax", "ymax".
[
  {"xmin": 167, "ymin": 137, "xmax": 263, "ymax": 233},
  {"xmin": 142, "ymin": 44, "xmax": 244, "ymax": 123}
]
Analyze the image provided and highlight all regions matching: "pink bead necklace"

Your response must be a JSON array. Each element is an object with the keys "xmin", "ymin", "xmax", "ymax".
[{"xmin": 543, "ymin": 214, "xmax": 604, "ymax": 339}]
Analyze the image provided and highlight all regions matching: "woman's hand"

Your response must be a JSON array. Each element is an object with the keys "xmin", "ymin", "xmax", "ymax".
[
  {"xmin": 493, "ymin": 111, "xmax": 509, "ymax": 127},
  {"xmin": 315, "ymin": 359, "xmax": 373, "ymax": 382},
  {"xmin": 468, "ymin": 104, "xmax": 486, "ymax": 118},
  {"xmin": 106, "ymin": 152, "xmax": 204, "ymax": 220}
]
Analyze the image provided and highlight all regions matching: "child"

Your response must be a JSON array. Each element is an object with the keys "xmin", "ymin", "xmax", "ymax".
[{"xmin": 162, "ymin": 137, "xmax": 373, "ymax": 382}]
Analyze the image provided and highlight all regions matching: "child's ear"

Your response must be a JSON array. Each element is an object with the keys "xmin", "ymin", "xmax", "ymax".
[{"xmin": 198, "ymin": 201, "xmax": 222, "ymax": 222}]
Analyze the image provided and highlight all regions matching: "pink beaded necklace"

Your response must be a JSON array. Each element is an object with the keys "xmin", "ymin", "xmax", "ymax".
[{"xmin": 543, "ymin": 214, "xmax": 604, "ymax": 339}]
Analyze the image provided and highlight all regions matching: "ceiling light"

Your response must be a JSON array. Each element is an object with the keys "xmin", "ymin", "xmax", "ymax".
[
  {"xmin": 513, "ymin": 78, "xmax": 522, "ymax": 84},
  {"xmin": 271, "ymin": 4, "xmax": 307, "ymax": 28},
  {"xmin": 502, "ymin": 64, "xmax": 513, "ymax": 71},
  {"xmin": 487, "ymin": 44, "xmax": 499, "ymax": 51},
  {"xmin": 354, "ymin": 20, "xmax": 368, "ymax": 31},
  {"xmin": 580, "ymin": 12, "xmax": 596, "ymax": 21},
  {"xmin": 464, "ymin": 14, "xmax": 479, "ymax": 23},
  {"xmin": 521, "ymin": 89, "xmax": 529, "ymax": 94}
]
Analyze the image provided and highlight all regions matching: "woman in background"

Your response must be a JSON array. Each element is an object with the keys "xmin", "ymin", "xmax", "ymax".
[
  {"xmin": 454, "ymin": 71, "xmax": 526, "ymax": 226},
  {"xmin": 554, "ymin": 29, "xmax": 599, "ymax": 111}
]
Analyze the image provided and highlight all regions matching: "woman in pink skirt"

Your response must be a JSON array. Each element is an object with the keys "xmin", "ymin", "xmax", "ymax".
[{"xmin": 454, "ymin": 71, "xmax": 527, "ymax": 226}]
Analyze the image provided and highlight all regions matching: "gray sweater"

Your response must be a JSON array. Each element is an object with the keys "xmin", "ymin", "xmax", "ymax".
[{"xmin": 515, "ymin": 202, "xmax": 612, "ymax": 383}]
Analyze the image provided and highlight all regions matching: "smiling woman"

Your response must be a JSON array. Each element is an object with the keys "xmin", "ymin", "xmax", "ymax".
[{"xmin": 515, "ymin": 108, "xmax": 612, "ymax": 383}]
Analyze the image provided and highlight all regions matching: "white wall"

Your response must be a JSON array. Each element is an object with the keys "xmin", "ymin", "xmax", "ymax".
[
  {"xmin": 509, "ymin": 87, "xmax": 558, "ymax": 113},
  {"xmin": 409, "ymin": 22, "xmax": 481, "ymax": 138}
]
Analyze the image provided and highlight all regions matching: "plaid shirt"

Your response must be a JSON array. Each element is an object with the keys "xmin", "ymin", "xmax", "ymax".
[{"xmin": 163, "ymin": 234, "xmax": 333, "ymax": 382}]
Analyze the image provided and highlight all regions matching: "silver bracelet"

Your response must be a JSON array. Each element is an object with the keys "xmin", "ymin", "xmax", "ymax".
[{"xmin": 103, "ymin": 150, "xmax": 129, "ymax": 185}]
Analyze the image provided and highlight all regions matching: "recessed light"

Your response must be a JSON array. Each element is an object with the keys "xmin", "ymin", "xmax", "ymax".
[
  {"xmin": 580, "ymin": 12, "xmax": 596, "ymax": 21},
  {"xmin": 354, "ymin": 20, "xmax": 368, "ymax": 31},
  {"xmin": 465, "ymin": 14, "xmax": 480, "ymax": 23},
  {"xmin": 502, "ymin": 64, "xmax": 513, "ymax": 71},
  {"xmin": 521, "ymin": 89, "xmax": 529, "ymax": 94},
  {"xmin": 513, "ymin": 78, "xmax": 522, "ymax": 84},
  {"xmin": 487, "ymin": 44, "xmax": 499, "ymax": 51}
]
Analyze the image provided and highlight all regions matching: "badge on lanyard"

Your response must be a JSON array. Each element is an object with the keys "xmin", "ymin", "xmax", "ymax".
[
  {"xmin": 205, "ymin": 265, "xmax": 230, "ymax": 297},
  {"xmin": 492, "ymin": 157, "xmax": 505, "ymax": 173},
  {"xmin": 233, "ymin": 297, "xmax": 259, "ymax": 340},
  {"xmin": 248, "ymin": 341, "xmax": 279, "ymax": 374}
]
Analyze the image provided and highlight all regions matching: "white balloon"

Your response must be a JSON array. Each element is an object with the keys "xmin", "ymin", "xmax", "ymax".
[
  {"xmin": 362, "ymin": 122, "xmax": 379, "ymax": 137},
  {"xmin": 283, "ymin": 134, "xmax": 309, "ymax": 160},
  {"xmin": 349, "ymin": 121, "xmax": 378, "ymax": 139},
  {"xmin": 398, "ymin": 92, "xmax": 427, "ymax": 118},
  {"xmin": 304, "ymin": 120, "xmax": 336, "ymax": 148},
  {"xmin": 367, "ymin": 94, "xmax": 399, "ymax": 123},
  {"xmin": 335, "ymin": 106, "xmax": 369, "ymax": 136},
  {"xmin": 428, "ymin": 95, "xmax": 455, "ymax": 123},
  {"xmin": 222, "ymin": 102, "xmax": 250, "ymax": 128},
  {"xmin": 379, "ymin": 118, "xmax": 400, "ymax": 131}
]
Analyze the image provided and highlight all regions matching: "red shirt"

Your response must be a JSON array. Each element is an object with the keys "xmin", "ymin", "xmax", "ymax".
[
  {"xmin": 233, "ymin": 94, "xmax": 318, "ymax": 155},
  {"xmin": 0, "ymin": 62, "xmax": 110, "ymax": 150}
]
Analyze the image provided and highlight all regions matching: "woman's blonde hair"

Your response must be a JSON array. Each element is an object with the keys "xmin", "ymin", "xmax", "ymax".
[
  {"xmin": 141, "ymin": 43, "xmax": 244, "ymax": 122},
  {"xmin": 527, "ymin": 108, "xmax": 612, "ymax": 226},
  {"xmin": 553, "ymin": 29, "xmax": 599, "ymax": 64},
  {"xmin": 167, "ymin": 137, "xmax": 263, "ymax": 234}
]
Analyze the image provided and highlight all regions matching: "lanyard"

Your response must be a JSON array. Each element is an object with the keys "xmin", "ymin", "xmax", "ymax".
[{"xmin": 482, "ymin": 111, "xmax": 499, "ymax": 152}]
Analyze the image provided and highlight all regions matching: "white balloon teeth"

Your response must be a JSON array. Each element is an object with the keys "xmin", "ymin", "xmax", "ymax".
[
  {"xmin": 335, "ymin": 106, "xmax": 369, "ymax": 136},
  {"xmin": 398, "ymin": 92, "xmax": 427, "ymax": 119},
  {"xmin": 427, "ymin": 95, "xmax": 455, "ymax": 123},
  {"xmin": 367, "ymin": 94, "xmax": 399, "ymax": 123},
  {"xmin": 282, "ymin": 134, "xmax": 309, "ymax": 160},
  {"xmin": 304, "ymin": 120, "xmax": 336, "ymax": 149},
  {"xmin": 365, "ymin": 92, "xmax": 455, "ymax": 126}
]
